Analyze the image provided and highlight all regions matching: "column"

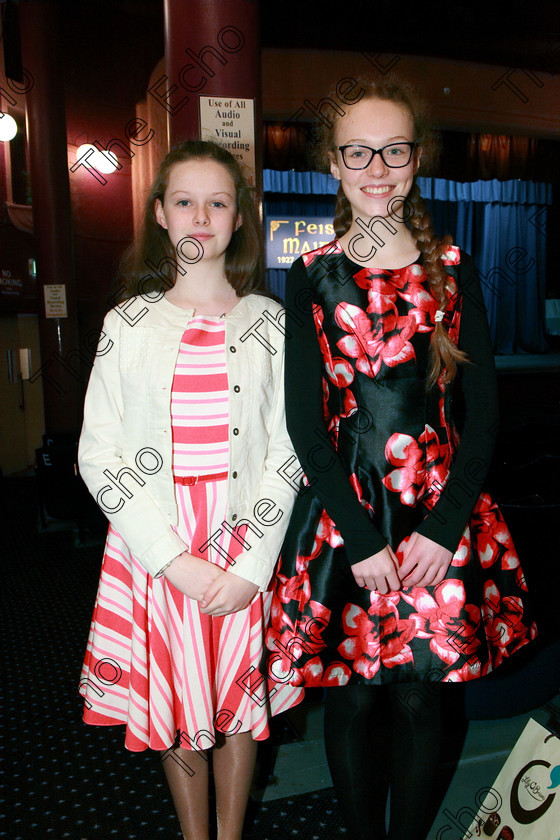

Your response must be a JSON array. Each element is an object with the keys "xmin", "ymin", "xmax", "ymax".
[
  {"xmin": 158, "ymin": 0, "xmax": 262, "ymax": 187},
  {"xmin": 19, "ymin": 0, "xmax": 80, "ymax": 434}
]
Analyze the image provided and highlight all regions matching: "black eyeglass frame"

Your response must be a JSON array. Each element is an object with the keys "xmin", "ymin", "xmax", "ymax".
[{"xmin": 336, "ymin": 142, "xmax": 417, "ymax": 169}]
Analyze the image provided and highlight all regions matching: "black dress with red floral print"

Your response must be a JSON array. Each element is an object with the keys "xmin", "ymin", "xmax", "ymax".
[{"xmin": 265, "ymin": 242, "xmax": 536, "ymax": 687}]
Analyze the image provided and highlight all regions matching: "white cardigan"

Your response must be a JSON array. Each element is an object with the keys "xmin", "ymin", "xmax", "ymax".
[{"xmin": 78, "ymin": 292, "xmax": 299, "ymax": 589}]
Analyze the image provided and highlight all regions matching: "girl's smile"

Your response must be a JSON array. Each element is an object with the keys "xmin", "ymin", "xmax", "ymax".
[
  {"xmin": 330, "ymin": 97, "xmax": 421, "ymax": 223},
  {"xmin": 362, "ymin": 185, "xmax": 393, "ymax": 195}
]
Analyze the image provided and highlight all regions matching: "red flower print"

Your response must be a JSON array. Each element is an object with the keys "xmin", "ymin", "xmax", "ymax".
[
  {"xmin": 444, "ymin": 659, "xmax": 489, "ymax": 682},
  {"xmin": 367, "ymin": 288, "xmax": 399, "ymax": 319},
  {"xmin": 472, "ymin": 494, "xmax": 523, "ymax": 577},
  {"xmin": 335, "ymin": 302, "xmax": 416, "ymax": 377},
  {"xmin": 324, "ymin": 389, "xmax": 357, "ymax": 444},
  {"xmin": 393, "ymin": 264, "xmax": 436, "ymax": 330},
  {"xmin": 327, "ymin": 357, "xmax": 355, "ymax": 388},
  {"xmin": 477, "ymin": 528, "xmax": 500, "ymax": 569},
  {"xmin": 266, "ymin": 596, "xmax": 332, "ymax": 685},
  {"xmin": 349, "ymin": 472, "xmax": 375, "ymax": 518},
  {"xmin": 335, "ymin": 302, "xmax": 379, "ymax": 374},
  {"xmin": 327, "ymin": 413, "xmax": 339, "ymax": 440},
  {"xmin": 353, "ymin": 267, "xmax": 396, "ymax": 294},
  {"xmin": 302, "ymin": 240, "xmax": 338, "ymax": 268},
  {"xmin": 321, "ymin": 375, "xmax": 330, "ymax": 424},
  {"xmin": 341, "ymin": 388, "xmax": 358, "ymax": 417},
  {"xmin": 275, "ymin": 568, "xmax": 311, "ymax": 607},
  {"xmin": 323, "ymin": 662, "xmax": 353, "ymax": 685},
  {"xmin": 353, "ymin": 265, "xmax": 434, "ymax": 332},
  {"xmin": 402, "ymin": 579, "xmax": 481, "ymax": 667},
  {"xmin": 275, "ymin": 533, "xmax": 334, "ymax": 610},
  {"xmin": 314, "ymin": 302, "xmax": 355, "ymax": 389},
  {"xmin": 296, "ymin": 656, "xmax": 352, "ymax": 687},
  {"xmin": 480, "ymin": 581, "xmax": 531, "ymax": 668},
  {"xmin": 303, "ymin": 509, "xmax": 343, "ymax": 562},
  {"xmin": 368, "ymin": 311, "xmax": 417, "ymax": 373},
  {"xmin": 450, "ymin": 536, "xmax": 470, "ymax": 567},
  {"xmin": 338, "ymin": 599, "xmax": 416, "ymax": 680},
  {"xmin": 353, "ymin": 263, "xmax": 448, "ymax": 340},
  {"xmin": 382, "ymin": 426, "xmax": 449, "ymax": 507},
  {"xmin": 408, "ymin": 306, "xmax": 434, "ymax": 333},
  {"xmin": 441, "ymin": 246, "xmax": 461, "ymax": 266},
  {"xmin": 382, "ymin": 433, "xmax": 423, "ymax": 506}
]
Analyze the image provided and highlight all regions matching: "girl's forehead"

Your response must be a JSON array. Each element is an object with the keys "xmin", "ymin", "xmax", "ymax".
[
  {"xmin": 166, "ymin": 158, "xmax": 235, "ymax": 190},
  {"xmin": 334, "ymin": 97, "xmax": 414, "ymax": 142}
]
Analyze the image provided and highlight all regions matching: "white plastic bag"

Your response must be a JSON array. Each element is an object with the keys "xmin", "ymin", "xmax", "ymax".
[{"xmin": 463, "ymin": 718, "xmax": 560, "ymax": 839}]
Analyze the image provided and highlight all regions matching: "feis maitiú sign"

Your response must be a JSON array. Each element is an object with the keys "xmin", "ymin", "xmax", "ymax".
[{"xmin": 266, "ymin": 216, "xmax": 334, "ymax": 269}]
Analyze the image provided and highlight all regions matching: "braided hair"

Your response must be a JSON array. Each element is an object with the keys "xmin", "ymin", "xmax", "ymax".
[{"xmin": 316, "ymin": 76, "xmax": 468, "ymax": 387}]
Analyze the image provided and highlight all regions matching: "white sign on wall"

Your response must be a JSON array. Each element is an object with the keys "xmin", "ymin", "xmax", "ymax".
[
  {"xmin": 44, "ymin": 284, "xmax": 68, "ymax": 318},
  {"xmin": 199, "ymin": 96, "xmax": 256, "ymax": 185}
]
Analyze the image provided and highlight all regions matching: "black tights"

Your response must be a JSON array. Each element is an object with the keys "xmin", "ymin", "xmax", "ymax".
[{"xmin": 324, "ymin": 682, "xmax": 442, "ymax": 840}]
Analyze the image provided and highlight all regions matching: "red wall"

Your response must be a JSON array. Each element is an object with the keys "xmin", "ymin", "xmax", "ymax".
[{"xmin": 61, "ymin": 3, "xmax": 164, "ymax": 327}]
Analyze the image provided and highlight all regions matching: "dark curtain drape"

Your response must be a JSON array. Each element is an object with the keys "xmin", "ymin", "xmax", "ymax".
[
  {"xmin": 263, "ymin": 123, "xmax": 309, "ymax": 171},
  {"xmin": 264, "ymin": 171, "xmax": 552, "ymax": 354},
  {"xmin": 263, "ymin": 123, "xmax": 560, "ymax": 185}
]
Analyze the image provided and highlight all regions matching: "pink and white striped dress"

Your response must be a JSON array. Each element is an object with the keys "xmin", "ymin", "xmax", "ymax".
[{"xmin": 79, "ymin": 316, "xmax": 303, "ymax": 751}]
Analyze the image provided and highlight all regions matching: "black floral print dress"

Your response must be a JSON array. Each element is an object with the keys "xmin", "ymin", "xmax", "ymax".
[{"xmin": 265, "ymin": 242, "xmax": 536, "ymax": 687}]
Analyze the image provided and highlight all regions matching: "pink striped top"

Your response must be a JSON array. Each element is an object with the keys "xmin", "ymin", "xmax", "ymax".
[{"xmin": 171, "ymin": 317, "xmax": 229, "ymax": 477}]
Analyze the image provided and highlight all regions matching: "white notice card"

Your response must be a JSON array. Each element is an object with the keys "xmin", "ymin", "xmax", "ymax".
[
  {"xmin": 44, "ymin": 284, "xmax": 68, "ymax": 318},
  {"xmin": 199, "ymin": 96, "xmax": 256, "ymax": 185}
]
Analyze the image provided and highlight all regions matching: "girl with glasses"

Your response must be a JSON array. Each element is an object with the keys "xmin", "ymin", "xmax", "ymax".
[{"xmin": 265, "ymin": 78, "xmax": 536, "ymax": 839}]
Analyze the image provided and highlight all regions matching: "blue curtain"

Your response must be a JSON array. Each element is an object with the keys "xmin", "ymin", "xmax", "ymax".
[
  {"xmin": 264, "ymin": 171, "xmax": 552, "ymax": 354},
  {"xmin": 264, "ymin": 185, "xmax": 337, "ymax": 299}
]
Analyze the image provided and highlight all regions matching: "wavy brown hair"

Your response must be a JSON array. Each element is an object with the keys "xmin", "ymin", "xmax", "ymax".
[
  {"xmin": 117, "ymin": 140, "xmax": 264, "ymax": 300},
  {"xmin": 315, "ymin": 75, "xmax": 468, "ymax": 388}
]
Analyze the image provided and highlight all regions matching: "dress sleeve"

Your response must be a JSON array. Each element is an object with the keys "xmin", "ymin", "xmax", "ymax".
[
  {"xmin": 285, "ymin": 258, "xmax": 388, "ymax": 564},
  {"xmin": 415, "ymin": 255, "xmax": 500, "ymax": 552}
]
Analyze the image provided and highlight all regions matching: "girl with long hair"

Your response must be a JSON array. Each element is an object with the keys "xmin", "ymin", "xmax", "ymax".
[
  {"xmin": 78, "ymin": 140, "xmax": 303, "ymax": 840},
  {"xmin": 265, "ymin": 78, "xmax": 536, "ymax": 839}
]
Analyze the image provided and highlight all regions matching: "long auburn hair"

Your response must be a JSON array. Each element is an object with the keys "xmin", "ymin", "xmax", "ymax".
[
  {"xmin": 315, "ymin": 75, "xmax": 468, "ymax": 388},
  {"xmin": 118, "ymin": 140, "xmax": 264, "ymax": 300}
]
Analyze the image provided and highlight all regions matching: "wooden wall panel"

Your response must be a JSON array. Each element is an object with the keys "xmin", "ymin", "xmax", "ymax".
[{"xmin": 262, "ymin": 49, "xmax": 560, "ymax": 139}]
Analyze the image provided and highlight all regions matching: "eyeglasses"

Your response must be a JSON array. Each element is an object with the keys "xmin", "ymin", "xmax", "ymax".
[{"xmin": 337, "ymin": 142, "xmax": 417, "ymax": 169}]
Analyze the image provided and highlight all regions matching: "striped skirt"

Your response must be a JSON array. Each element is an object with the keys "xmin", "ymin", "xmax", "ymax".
[{"xmin": 79, "ymin": 316, "xmax": 303, "ymax": 750}]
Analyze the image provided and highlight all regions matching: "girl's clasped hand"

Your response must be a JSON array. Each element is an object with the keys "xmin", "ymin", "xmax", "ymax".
[
  {"xmin": 162, "ymin": 552, "xmax": 259, "ymax": 615},
  {"xmin": 351, "ymin": 532, "xmax": 453, "ymax": 593},
  {"xmin": 167, "ymin": 526, "xmax": 456, "ymax": 604},
  {"xmin": 164, "ymin": 552, "xmax": 258, "ymax": 615}
]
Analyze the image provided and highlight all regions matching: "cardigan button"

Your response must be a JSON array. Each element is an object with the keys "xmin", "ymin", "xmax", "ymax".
[
  {"xmin": 232, "ymin": 471, "xmax": 238, "ymax": 479},
  {"xmin": 231, "ymin": 513, "xmax": 238, "ymax": 521},
  {"xmin": 233, "ymin": 385, "xmax": 240, "ymax": 393},
  {"xmin": 232, "ymin": 428, "xmax": 239, "ymax": 435},
  {"xmin": 229, "ymin": 345, "xmax": 236, "ymax": 353}
]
